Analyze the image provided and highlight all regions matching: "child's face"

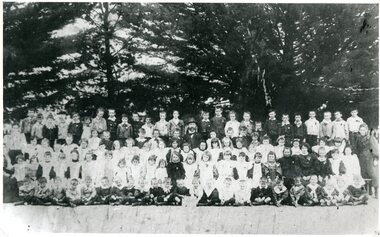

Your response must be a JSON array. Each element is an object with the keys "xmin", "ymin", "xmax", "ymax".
[
  {"xmin": 267, "ymin": 154, "xmax": 275, "ymax": 163},
  {"xmin": 85, "ymin": 178, "xmax": 92, "ymax": 186},
  {"xmin": 115, "ymin": 179, "xmax": 122, "ymax": 187},
  {"xmin": 332, "ymin": 152, "xmax": 339, "ymax": 160},
  {"xmin": 85, "ymin": 154, "xmax": 92, "ymax": 162},
  {"xmin": 255, "ymin": 123, "xmax": 262, "ymax": 130},
  {"xmin": 310, "ymin": 176, "xmax": 318, "ymax": 185},
  {"xmin": 215, "ymin": 108, "xmax": 222, "ymax": 116},
  {"xmin": 211, "ymin": 142, "xmax": 219, "ymax": 149},
  {"xmin": 145, "ymin": 118, "xmax": 151, "ymax": 124},
  {"xmin": 294, "ymin": 178, "xmax": 302, "ymax": 186},
  {"xmin": 318, "ymin": 149, "xmax": 326, "ymax": 157},
  {"xmin": 278, "ymin": 139, "xmax": 285, "ymax": 146},
  {"xmin": 192, "ymin": 180, "xmax": 200, "ymax": 188},
  {"xmin": 301, "ymin": 146, "xmax": 308, "ymax": 154},
  {"xmin": 202, "ymin": 113, "xmax": 209, "ymax": 120},
  {"xmin": 186, "ymin": 156, "xmax": 195, "ymax": 164},
  {"xmin": 81, "ymin": 142, "xmax": 88, "ymax": 148},
  {"xmin": 183, "ymin": 146, "xmax": 190, "ymax": 153},
  {"xmin": 243, "ymin": 113, "xmax": 250, "ymax": 121},
  {"xmin": 122, "ymin": 117, "xmax": 128, "ymax": 123},
  {"xmin": 71, "ymin": 153, "xmax": 79, "ymax": 161},
  {"xmin": 334, "ymin": 112, "xmax": 342, "ymax": 119},
  {"xmin": 295, "ymin": 115, "xmax": 302, "ymax": 121},
  {"xmin": 109, "ymin": 110, "xmax": 116, "ymax": 117},
  {"xmin": 172, "ymin": 141, "xmax": 178, "ymax": 148},
  {"xmin": 269, "ymin": 112, "xmax": 276, "ymax": 118},
  {"xmin": 103, "ymin": 133, "xmax": 110, "ymax": 140},
  {"xmin": 172, "ymin": 154, "xmax": 180, "ymax": 163},
  {"xmin": 17, "ymin": 158, "xmax": 24, "ymax": 164},
  {"xmin": 54, "ymin": 143, "xmax": 62, "ymax": 151},
  {"xmin": 309, "ymin": 112, "xmax": 316, "ymax": 118},
  {"xmin": 223, "ymin": 139, "xmax": 231, "ymax": 147},
  {"xmin": 31, "ymin": 138, "xmax": 38, "ymax": 146},
  {"xmin": 277, "ymin": 182, "xmax": 285, "ymax": 189},
  {"xmin": 351, "ymin": 110, "xmax": 358, "ymax": 117},
  {"xmin": 27, "ymin": 111, "xmax": 35, "ymax": 118},
  {"xmin": 148, "ymin": 159, "xmax": 156, "ymax": 166},
  {"xmin": 177, "ymin": 180, "xmax": 185, "ymax": 188},
  {"xmin": 259, "ymin": 179, "xmax": 267, "ymax": 187},
  {"xmin": 173, "ymin": 111, "xmax": 179, "ymax": 118},
  {"xmin": 152, "ymin": 179, "xmax": 158, "ymax": 187},
  {"xmin": 210, "ymin": 132, "xmax": 217, "ymax": 139},
  {"xmin": 239, "ymin": 130, "xmax": 247, "ymax": 137},
  {"xmin": 239, "ymin": 155, "xmax": 246, "ymax": 162},
  {"xmin": 45, "ymin": 155, "xmax": 52, "ymax": 163},
  {"xmin": 30, "ymin": 157, "xmax": 38, "ymax": 164},
  {"xmin": 202, "ymin": 154, "xmax": 210, "ymax": 162},
  {"xmin": 283, "ymin": 149, "xmax": 291, "ymax": 157},
  {"xmin": 173, "ymin": 131, "xmax": 180, "ymax": 138},
  {"xmin": 199, "ymin": 142, "xmax": 206, "ymax": 150},
  {"xmin": 262, "ymin": 139, "xmax": 269, "ymax": 145},
  {"xmin": 70, "ymin": 180, "xmax": 78, "ymax": 189},
  {"xmin": 66, "ymin": 137, "xmax": 73, "ymax": 144},
  {"xmin": 159, "ymin": 161, "xmax": 166, "ymax": 168},
  {"xmin": 39, "ymin": 181, "xmax": 47, "ymax": 188},
  {"xmin": 282, "ymin": 115, "xmax": 289, "ymax": 122},
  {"xmin": 236, "ymin": 141, "xmax": 243, "ymax": 148},
  {"xmin": 132, "ymin": 159, "xmax": 139, "ymax": 166},
  {"xmin": 224, "ymin": 153, "xmax": 232, "ymax": 161},
  {"xmin": 324, "ymin": 113, "xmax": 331, "ymax": 120},
  {"xmin": 132, "ymin": 114, "xmax": 139, "ymax": 121},
  {"xmin": 101, "ymin": 179, "xmax": 109, "ymax": 187},
  {"xmin": 345, "ymin": 147, "xmax": 352, "ymax": 155},
  {"xmin": 105, "ymin": 153, "xmax": 112, "ymax": 160},
  {"xmin": 224, "ymin": 179, "xmax": 232, "ymax": 187},
  {"xmin": 153, "ymin": 131, "xmax": 160, "ymax": 138},
  {"xmin": 159, "ymin": 113, "xmax": 166, "ymax": 120},
  {"xmin": 226, "ymin": 130, "xmax": 233, "ymax": 137},
  {"xmin": 254, "ymin": 155, "xmax": 262, "ymax": 163},
  {"xmin": 158, "ymin": 141, "xmax": 165, "ymax": 149},
  {"xmin": 359, "ymin": 127, "xmax": 367, "ymax": 136},
  {"xmin": 229, "ymin": 114, "xmax": 236, "ymax": 121},
  {"xmin": 293, "ymin": 141, "xmax": 300, "ymax": 148},
  {"xmin": 91, "ymin": 130, "xmax": 98, "ymax": 137},
  {"xmin": 97, "ymin": 111, "xmax": 104, "ymax": 118}
]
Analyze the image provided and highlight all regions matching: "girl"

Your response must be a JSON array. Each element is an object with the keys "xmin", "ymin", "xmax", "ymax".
[
  {"xmin": 166, "ymin": 151, "xmax": 186, "ymax": 185},
  {"xmin": 219, "ymin": 177, "xmax": 236, "ymax": 206},
  {"xmin": 55, "ymin": 152, "xmax": 69, "ymax": 182},
  {"xmin": 234, "ymin": 138, "xmax": 249, "ymax": 158},
  {"xmin": 124, "ymin": 138, "xmax": 140, "ymax": 165},
  {"xmin": 234, "ymin": 179, "xmax": 251, "ymax": 206},
  {"xmin": 291, "ymin": 139, "xmax": 302, "ymax": 156},
  {"xmin": 335, "ymin": 176, "xmax": 351, "ymax": 205},
  {"xmin": 342, "ymin": 145, "xmax": 361, "ymax": 185},
  {"xmin": 183, "ymin": 153, "xmax": 198, "ymax": 188},
  {"xmin": 256, "ymin": 136, "xmax": 274, "ymax": 163},
  {"xmin": 26, "ymin": 155, "xmax": 39, "ymax": 181},
  {"xmin": 277, "ymin": 147, "xmax": 299, "ymax": 190},
  {"xmin": 198, "ymin": 151, "xmax": 217, "ymax": 188},
  {"xmin": 113, "ymin": 158, "xmax": 129, "ymax": 184},
  {"xmin": 155, "ymin": 159, "xmax": 168, "ymax": 183},
  {"xmin": 67, "ymin": 150, "xmax": 82, "ymax": 180},
  {"xmin": 81, "ymin": 117, "xmax": 92, "ymax": 140},
  {"xmin": 180, "ymin": 143, "xmax": 194, "ymax": 163},
  {"xmin": 37, "ymin": 139, "xmax": 54, "ymax": 162},
  {"xmin": 273, "ymin": 179, "xmax": 290, "ymax": 207},
  {"xmin": 112, "ymin": 140, "xmax": 126, "ymax": 163},
  {"xmin": 306, "ymin": 175, "xmax": 324, "ymax": 205},
  {"xmin": 109, "ymin": 177, "xmax": 126, "ymax": 206},
  {"xmin": 215, "ymin": 150, "xmax": 236, "ymax": 187},
  {"xmin": 82, "ymin": 152, "xmax": 98, "ymax": 185},
  {"xmin": 189, "ymin": 177, "xmax": 204, "ymax": 201},
  {"xmin": 328, "ymin": 149, "xmax": 346, "ymax": 181},
  {"xmin": 346, "ymin": 174, "xmax": 368, "ymax": 205},
  {"xmin": 247, "ymin": 152, "xmax": 266, "ymax": 188},
  {"xmin": 88, "ymin": 130, "xmax": 101, "ymax": 151},
  {"xmin": 206, "ymin": 131, "xmax": 222, "ymax": 149},
  {"xmin": 313, "ymin": 147, "xmax": 332, "ymax": 183},
  {"xmin": 208, "ymin": 138, "xmax": 222, "ymax": 164},
  {"xmin": 234, "ymin": 152, "xmax": 250, "ymax": 180},
  {"xmin": 264, "ymin": 151, "xmax": 282, "ymax": 186},
  {"xmin": 197, "ymin": 178, "xmax": 221, "ymax": 206},
  {"xmin": 144, "ymin": 155, "xmax": 158, "ymax": 187},
  {"xmin": 221, "ymin": 137, "xmax": 235, "ymax": 157},
  {"xmin": 298, "ymin": 143, "xmax": 316, "ymax": 184},
  {"xmin": 50, "ymin": 176, "xmax": 66, "ymax": 206},
  {"xmin": 274, "ymin": 137, "xmax": 286, "ymax": 160},
  {"xmin": 320, "ymin": 178, "xmax": 339, "ymax": 206},
  {"xmin": 80, "ymin": 176, "xmax": 97, "ymax": 205},
  {"xmin": 42, "ymin": 114, "xmax": 58, "ymax": 147},
  {"xmin": 13, "ymin": 155, "xmax": 27, "ymax": 185},
  {"xmin": 22, "ymin": 137, "xmax": 40, "ymax": 160},
  {"xmin": 312, "ymin": 138, "xmax": 332, "ymax": 154},
  {"xmin": 77, "ymin": 139, "xmax": 89, "ymax": 162},
  {"xmin": 193, "ymin": 141, "xmax": 208, "ymax": 162},
  {"xmin": 129, "ymin": 155, "xmax": 144, "ymax": 184},
  {"xmin": 36, "ymin": 151, "xmax": 56, "ymax": 180}
]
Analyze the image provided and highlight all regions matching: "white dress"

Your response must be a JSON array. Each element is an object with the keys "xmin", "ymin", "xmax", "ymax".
[
  {"xmin": 183, "ymin": 163, "xmax": 198, "ymax": 188},
  {"xmin": 198, "ymin": 161, "xmax": 215, "ymax": 187}
]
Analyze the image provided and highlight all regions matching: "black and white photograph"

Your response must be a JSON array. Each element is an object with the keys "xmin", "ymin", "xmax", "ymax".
[{"xmin": 1, "ymin": 1, "xmax": 379, "ymax": 235}]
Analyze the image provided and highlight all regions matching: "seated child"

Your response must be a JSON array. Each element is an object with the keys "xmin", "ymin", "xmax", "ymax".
[
  {"xmin": 189, "ymin": 178, "xmax": 204, "ymax": 201},
  {"xmin": 159, "ymin": 177, "xmax": 176, "ymax": 205},
  {"xmin": 94, "ymin": 177, "xmax": 111, "ymax": 205},
  {"xmin": 273, "ymin": 179, "xmax": 290, "ymax": 207},
  {"xmin": 32, "ymin": 177, "xmax": 52, "ymax": 205},
  {"xmin": 320, "ymin": 178, "xmax": 339, "ymax": 206},
  {"xmin": 247, "ymin": 152, "xmax": 266, "ymax": 188},
  {"xmin": 218, "ymin": 176, "xmax": 236, "ymax": 206},
  {"xmin": 264, "ymin": 151, "xmax": 282, "ymax": 186},
  {"xmin": 198, "ymin": 178, "xmax": 221, "ymax": 206},
  {"xmin": 251, "ymin": 177, "xmax": 273, "ymax": 205},
  {"xmin": 65, "ymin": 178, "xmax": 82, "ymax": 207},
  {"xmin": 172, "ymin": 179, "xmax": 191, "ymax": 205},
  {"xmin": 183, "ymin": 153, "xmax": 198, "ymax": 188},
  {"xmin": 167, "ymin": 151, "xmax": 186, "ymax": 186},
  {"xmin": 144, "ymin": 155, "xmax": 158, "ymax": 187},
  {"xmin": 234, "ymin": 179, "xmax": 251, "ymax": 206},
  {"xmin": 133, "ymin": 178, "xmax": 151, "ymax": 206},
  {"xmin": 335, "ymin": 176, "xmax": 351, "ymax": 205},
  {"xmin": 110, "ymin": 177, "xmax": 126, "ymax": 206},
  {"xmin": 13, "ymin": 155, "xmax": 27, "ymax": 185},
  {"xmin": 36, "ymin": 151, "xmax": 56, "ymax": 180},
  {"xmin": 50, "ymin": 176, "xmax": 66, "ymax": 206},
  {"xmin": 306, "ymin": 175, "xmax": 324, "ymax": 206},
  {"xmin": 16, "ymin": 175, "xmax": 35, "ymax": 205},
  {"xmin": 233, "ymin": 152, "xmax": 250, "ymax": 180},
  {"xmin": 346, "ymin": 175, "xmax": 368, "ymax": 205},
  {"xmin": 149, "ymin": 178, "xmax": 165, "ymax": 204},
  {"xmin": 81, "ymin": 176, "xmax": 97, "ymax": 205},
  {"xmin": 313, "ymin": 147, "xmax": 332, "ymax": 184},
  {"xmin": 155, "ymin": 159, "xmax": 168, "ymax": 183},
  {"xmin": 123, "ymin": 177, "xmax": 136, "ymax": 205},
  {"xmin": 290, "ymin": 176, "xmax": 312, "ymax": 207}
]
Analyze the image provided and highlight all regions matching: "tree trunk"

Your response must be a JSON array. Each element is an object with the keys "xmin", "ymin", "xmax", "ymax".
[{"xmin": 103, "ymin": 3, "xmax": 114, "ymax": 104}]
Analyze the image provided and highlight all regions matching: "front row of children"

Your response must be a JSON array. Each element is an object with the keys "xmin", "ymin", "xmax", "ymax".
[{"xmin": 16, "ymin": 172, "xmax": 368, "ymax": 207}]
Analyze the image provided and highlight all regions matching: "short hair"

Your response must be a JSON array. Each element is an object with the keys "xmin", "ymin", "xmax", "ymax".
[
  {"xmin": 309, "ymin": 110, "xmax": 316, "ymax": 114},
  {"xmin": 122, "ymin": 113, "xmax": 128, "ymax": 118},
  {"xmin": 148, "ymin": 155, "xmax": 157, "ymax": 161},
  {"xmin": 38, "ymin": 177, "xmax": 48, "ymax": 183},
  {"xmin": 268, "ymin": 109, "xmax": 276, "ymax": 114},
  {"xmin": 260, "ymin": 176, "xmax": 268, "ymax": 182},
  {"xmin": 229, "ymin": 110, "xmax": 236, "ymax": 115},
  {"xmin": 254, "ymin": 152, "xmax": 263, "ymax": 158},
  {"xmin": 243, "ymin": 111, "xmax": 251, "ymax": 116},
  {"xmin": 334, "ymin": 110, "xmax": 342, "ymax": 114},
  {"xmin": 132, "ymin": 155, "xmax": 140, "ymax": 163},
  {"xmin": 324, "ymin": 111, "xmax": 331, "ymax": 115},
  {"xmin": 97, "ymin": 108, "xmax": 105, "ymax": 114},
  {"xmin": 262, "ymin": 135, "xmax": 270, "ymax": 141},
  {"xmin": 301, "ymin": 143, "xmax": 310, "ymax": 151},
  {"xmin": 139, "ymin": 128, "xmax": 146, "ymax": 134},
  {"xmin": 238, "ymin": 152, "xmax": 247, "ymax": 157},
  {"xmin": 294, "ymin": 113, "xmax": 302, "ymax": 117},
  {"xmin": 282, "ymin": 113, "xmax": 289, "ymax": 117}
]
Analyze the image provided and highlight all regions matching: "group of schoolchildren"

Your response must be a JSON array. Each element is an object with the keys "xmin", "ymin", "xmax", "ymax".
[{"xmin": 3, "ymin": 106, "xmax": 378, "ymax": 207}]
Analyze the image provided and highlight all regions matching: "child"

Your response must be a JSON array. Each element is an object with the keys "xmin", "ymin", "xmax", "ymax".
[
  {"xmin": 319, "ymin": 111, "xmax": 333, "ymax": 145},
  {"xmin": 197, "ymin": 178, "xmax": 221, "ymax": 206},
  {"xmin": 240, "ymin": 112, "xmax": 254, "ymax": 136},
  {"xmin": 312, "ymin": 138, "xmax": 332, "ymax": 154},
  {"xmin": 293, "ymin": 113, "xmax": 306, "ymax": 142},
  {"xmin": 234, "ymin": 179, "xmax": 251, "ymax": 206},
  {"xmin": 62, "ymin": 134, "xmax": 79, "ymax": 159},
  {"xmin": 219, "ymin": 177, "xmax": 236, "ymax": 206},
  {"xmin": 331, "ymin": 111, "xmax": 349, "ymax": 141},
  {"xmin": 37, "ymin": 138, "xmax": 54, "ymax": 162},
  {"xmin": 124, "ymin": 138, "xmax": 140, "ymax": 164},
  {"xmin": 106, "ymin": 109, "xmax": 118, "ymax": 140},
  {"xmin": 149, "ymin": 178, "xmax": 165, "ymax": 204},
  {"xmin": 251, "ymin": 177, "xmax": 273, "ymax": 205},
  {"xmin": 313, "ymin": 147, "xmax": 332, "ymax": 183},
  {"xmin": 142, "ymin": 116, "xmax": 154, "ymax": 139},
  {"xmin": 346, "ymin": 175, "xmax": 368, "ymax": 205},
  {"xmin": 144, "ymin": 155, "xmax": 158, "ymax": 186},
  {"xmin": 298, "ymin": 143, "xmax": 316, "ymax": 183},
  {"xmin": 77, "ymin": 139, "xmax": 89, "ymax": 161},
  {"xmin": 55, "ymin": 152, "xmax": 69, "ymax": 181},
  {"xmin": 42, "ymin": 113, "xmax": 58, "ymax": 147},
  {"xmin": 13, "ymin": 155, "xmax": 27, "ymax": 185},
  {"xmin": 304, "ymin": 110, "xmax": 320, "ymax": 147},
  {"xmin": 36, "ymin": 151, "xmax": 56, "ymax": 180},
  {"xmin": 129, "ymin": 155, "xmax": 144, "ymax": 184},
  {"xmin": 80, "ymin": 176, "xmax": 97, "ymax": 205},
  {"xmin": 65, "ymin": 178, "xmax": 82, "ymax": 207},
  {"xmin": 88, "ymin": 130, "xmax": 101, "ymax": 151},
  {"xmin": 216, "ymin": 150, "xmax": 236, "ymax": 185},
  {"xmin": 291, "ymin": 139, "xmax": 302, "ymax": 156},
  {"xmin": 278, "ymin": 147, "xmax": 300, "ymax": 190},
  {"xmin": 81, "ymin": 152, "xmax": 98, "ymax": 184},
  {"xmin": 290, "ymin": 176, "xmax": 312, "ymax": 207},
  {"xmin": 57, "ymin": 112, "xmax": 69, "ymax": 144},
  {"xmin": 50, "ymin": 176, "xmax": 66, "ymax": 206},
  {"xmin": 320, "ymin": 178, "xmax": 339, "ymax": 206},
  {"xmin": 274, "ymin": 137, "xmax": 286, "ymax": 160},
  {"xmin": 256, "ymin": 136, "xmax": 274, "ymax": 163},
  {"xmin": 198, "ymin": 151, "xmax": 218, "ymax": 187},
  {"xmin": 26, "ymin": 155, "xmax": 39, "ymax": 181},
  {"xmin": 17, "ymin": 175, "xmax": 35, "ymax": 205},
  {"xmin": 172, "ymin": 179, "xmax": 191, "ymax": 205},
  {"xmin": 116, "ymin": 114, "xmax": 133, "ymax": 140},
  {"xmin": 20, "ymin": 108, "xmax": 36, "ymax": 143},
  {"xmin": 91, "ymin": 108, "xmax": 107, "ymax": 135},
  {"xmin": 81, "ymin": 116, "xmax": 92, "ymax": 140},
  {"xmin": 234, "ymin": 138, "xmax": 249, "ymax": 157},
  {"xmin": 189, "ymin": 178, "xmax": 204, "ymax": 201},
  {"xmin": 193, "ymin": 140, "xmax": 208, "ymax": 161},
  {"xmin": 328, "ymin": 149, "xmax": 346, "ymax": 179},
  {"xmin": 306, "ymin": 175, "xmax": 324, "ymax": 205},
  {"xmin": 168, "ymin": 110, "xmax": 185, "ymax": 137},
  {"xmin": 154, "ymin": 110, "xmax": 170, "ymax": 139},
  {"xmin": 101, "ymin": 131, "xmax": 113, "ymax": 150},
  {"xmin": 342, "ymin": 145, "xmax": 361, "ymax": 184},
  {"xmin": 167, "ymin": 151, "xmax": 186, "ymax": 185},
  {"xmin": 156, "ymin": 159, "xmax": 168, "ymax": 183},
  {"xmin": 264, "ymin": 151, "xmax": 282, "ymax": 186},
  {"xmin": 253, "ymin": 121, "xmax": 265, "ymax": 142},
  {"xmin": 207, "ymin": 131, "xmax": 222, "ymax": 150},
  {"xmin": 110, "ymin": 176, "xmax": 126, "ymax": 206},
  {"xmin": 211, "ymin": 107, "xmax": 227, "ymax": 139},
  {"xmin": 263, "ymin": 110, "xmax": 279, "ymax": 145},
  {"xmin": 131, "ymin": 112, "xmax": 143, "ymax": 139},
  {"xmin": 200, "ymin": 111, "xmax": 212, "ymax": 139},
  {"xmin": 94, "ymin": 177, "xmax": 112, "ymax": 204},
  {"xmin": 234, "ymin": 152, "xmax": 250, "ymax": 180},
  {"xmin": 278, "ymin": 114, "xmax": 293, "ymax": 146},
  {"xmin": 68, "ymin": 113, "xmax": 83, "ymax": 144},
  {"xmin": 347, "ymin": 108, "xmax": 363, "ymax": 151},
  {"xmin": 112, "ymin": 140, "xmax": 126, "ymax": 162},
  {"xmin": 335, "ymin": 176, "xmax": 351, "ymax": 205},
  {"xmin": 67, "ymin": 150, "xmax": 82, "ymax": 180},
  {"xmin": 23, "ymin": 137, "xmax": 40, "ymax": 160},
  {"xmin": 31, "ymin": 114, "xmax": 44, "ymax": 144},
  {"xmin": 136, "ymin": 128, "xmax": 148, "ymax": 149},
  {"xmin": 273, "ymin": 179, "xmax": 290, "ymax": 206},
  {"xmin": 247, "ymin": 152, "xmax": 266, "ymax": 188},
  {"xmin": 183, "ymin": 153, "xmax": 198, "ymax": 188},
  {"xmin": 208, "ymin": 138, "xmax": 222, "ymax": 163},
  {"xmin": 123, "ymin": 177, "xmax": 136, "ymax": 205},
  {"xmin": 32, "ymin": 177, "xmax": 52, "ymax": 205},
  {"xmin": 160, "ymin": 177, "xmax": 176, "ymax": 205}
]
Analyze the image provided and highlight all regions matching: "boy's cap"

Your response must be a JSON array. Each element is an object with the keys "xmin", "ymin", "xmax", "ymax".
[
  {"xmin": 121, "ymin": 113, "xmax": 128, "ymax": 118},
  {"xmin": 186, "ymin": 117, "xmax": 197, "ymax": 125}
]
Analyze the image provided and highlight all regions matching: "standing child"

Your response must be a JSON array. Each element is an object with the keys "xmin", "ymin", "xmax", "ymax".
[
  {"xmin": 256, "ymin": 136, "xmax": 274, "ymax": 163},
  {"xmin": 331, "ymin": 111, "xmax": 349, "ymax": 141},
  {"xmin": 319, "ymin": 111, "xmax": 333, "ymax": 145},
  {"xmin": 200, "ymin": 111, "xmax": 212, "ymax": 140},
  {"xmin": 168, "ymin": 110, "xmax": 185, "ymax": 138},
  {"xmin": 342, "ymin": 145, "xmax": 361, "ymax": 185},
  {"xmin": 57, "ymin": 113, "xmax": 69, "ymax": 144},
  {"xmin": 298, "ymin": 143, "xmax": 316, "ymax": 184},
  {"xmin": 346, "ymin": 174, "xmax": 368, "ymax": 205},
  {"xmin": 68, "ymin": 113, "xmax": 83, "ymax": 145},
  {"xmin": 50, "ymin": 176, "xmax": 66, "ymax": 206},
  {"xmin": 142, "ymin": 116, "xmax": 154, "ymax": 139},
  {"xmin": 91, "ymin": 108, "xmax": 107, "ymax": 135},
  {"xmin": 278, "ymin": 147, "xmax": 300, "ymax": 190},
  {"xmin": 247, "ymin": 152, "xmax": 266, "ymax": 188},
  {"xmin": 116, "ymin": 114, "xmax": 133, "ymax": 140},
  {"xmin": 31, "ymin": 114, "xmax": 44, "ymax": 144},
  {"xmin": 136, "ymin": 128, "xmax": 148, "ymax": 149},
  {"xmin": 347, "ymin": 108, "xmax": 363, "ymax": 151},
  {"xmin": 240, "ymin": 112, "xmax": 254, "ymax": 136},
  {"xmin": 305, "ymin": 111, "xmax": 320, "ymax": 147},
  {"xmin": 251, "ymin": 177, "xmax": 273, "ymax": 205},
  {"xmin": 130, "ymin": 112, "xmax": 143, "ymax": 139},
  {"xmin": 263, "ymin": 110, "xmax": 279, "ymax": 145},
  {"xmin": 36, "ymin": 151, "xmax": 56, "ymax": 180},
  {"xmin": 313, "ymin": 147, "xmax": 332, "ymax": 183},
  {"xmin": 224, "ymin": 111, "xmax": 240, "ymax": 138},
  {"xmin": 290, "ymin": 176, "xmax": 312, "ymax": 207},
  {"xmin": 264, "ymin": 151, "xmax": 282, "ymax": 186},
  {"xmin": 253, "ymin": 121, "xmax": 265, "ymax": 142},
  {"xmin": 154, "ymin": 110, "xmax": 170, "ymax": 141},
  {"xmin": 293, "ymin": 113, "xmax": 306, "ymax": 142},
  {"xmin": 211, "ymin": 107, "xmax": 227, "ymax": 139},
  {"xmin": 278, "ymin": 114, "xmax": 293, "ymax": 146},
  {"xmin": 183, "ymin": 153, "xmax": 198, "ymax": 188},
  {"xmin": 20, "ymin": 108, "xmax": 36, "ymax": 143},
  {"xmin": 106, "ymin": 109, "xmax": 118, "ymax": 140},
  {"xmin": 88, "ymin": 130, "xmax": 102, "ymax": 153},
  {"xmin": 273, "ymin": 179, "xmax": 290, "ymax": 206}
]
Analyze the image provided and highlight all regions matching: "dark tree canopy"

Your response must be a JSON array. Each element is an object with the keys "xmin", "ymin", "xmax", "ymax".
[{"xmin": 3, "ymin": 3, "xmax": 379, "ymax": 126}]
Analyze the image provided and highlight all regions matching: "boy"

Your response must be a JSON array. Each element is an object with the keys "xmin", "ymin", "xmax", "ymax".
[
  {"xmin": 149, "ymin": 178, "xmax": 165, "ymax": 204},
  {"xmin": 225, "ymin": 111, "xmax": 240, "ymax": 138},
  {"xmin": 17, "ymin": 175, "xmax": 35, "ymax": 205},
  {"xmin": 31, "ymin": 113, "xmax": 44, "ymax": 144},
  {"xmin": 94, "ymin": 177, "xmax": 112, "ymax": 205},
  {"xmin": 136, "ymin": 128, "xmax": 148, "ymax": 149},
  {"xmin": 50, "ymin": 176, "xmax": 66, "ymax": 206},
  {"xmin": 219, "ymin": 177, "xmax": 236, "ymax": 206},
  {"xmin": 346, "ymin": 175, "xmax": 368, "ymax": 205},
  {"xmin": 57, "ymin": 112, "xmax": 69, "ymax": 144},
  {"xmin": 277, "ymin": 147, "xmax": 300, "ymax": 190},
  {"xmin": 68, "ymin": 113, "xmax": 83, "ymax": 144},
  {"xmin": 81, "ymin": 176, "xmax": 97, "ymax": 205},
  {"xmin": 154, "ymin": 110, "xmax": 170, "ymax": 140},
  {"xmin": 91, "ymin": 108, "xmax": 107, "ymax": 135},
  {"xmin": 167, "ymin": 151, "xmax": 186, "ymax": 185},
  {"xmin": 106, "ymin": 109, "xmax": 118, "ymax": 140},
  {"xmin": 263, "ymin": 110, "xmax": 279, "ymax": 145},
  {"xmin": 304, "ymin": 110, "xmax": 320, "ymax": 146},
  {"xmin": 142, "ymin": 116, "xmax": 154, "ymax": 139},
  {"xmin": 273, "ymin": 179, "xmax": 290, "ymax": 206},
  {"xmin": 346, "ymin": 108, "xmax": 363, "ymax": 150},
  {"xmin": 331, "ymin": 111, "xmax": 349, "ymax": 141},
  {"xmin": 4, "ymin": 123, "xmax": 27, "ymax": 165},
  {"xmin": 172, "ymin": 179, "xmax": 191, "ymax": 205},
  {"xmin": 255, "ymin": 136, "xmax": 274, "ymax": 163},
  {"xmin": 211, "ymin": 107, "xmax": 227, "ymax": 139},
  {"xmin": 251, "ymin": 177, "xmax": 273, "ymax": 205},
  {"xmin": 293, "ymin": 113, "xmax": 306, "ymax": 142},
  {"xmin": 320, "ymin": 179, "xmax": 339, "ymax": 206},
  {"xmin": 123, "ymin": 178, "xmax": 136, "ymax": 205},
  {"xmin": 116, "ymin": 114, "xmax": 133, "ymax": 140},
  {"xmin": 131, "ymin": 112, "xmax": 143, "ymax": 138},
  {"xmin": 36, "ymin": 151, "xmax": 56, "ymax": 180},
  {"xmin": 110, "ymin": 177, "xmax": 126, "ymax": 206},
  {"xmin": 32, "ymin": 177, "xmax": 52, "ymax": 205},
  {"xmin": 319, "ymin": 111, "xmax": 333, "ymax": 145},
  {"xmin": 62, "ymin": 134, "xmax": 79, "ymax": 159},
  {"xmin": 65, "ymin": 178, "xmax": 82, "ymax": 207},
  {"xmin": 168, "ymin": 110, "xmax": 185, "ymax": 138},
  {"xmin": 20, "ymin": 108, "xmax": 36, "ymax": 143},
  {"xmin": 278, "ymin": 113, "xmax": 293, "ymax": 146},
  {"xmin": 101, "ymin": 131, "xmax": 113, "ymax": 150},
  {"xmin": 199, "ymin": 111, "xmax": 212, "ymax": 140},
  {"xmin": 253, "ymin": 121, "xmax": 265, "ymax": 141},
  {"xmin": 306, "ymin": 175, "xmax": 324, "ymax": 205},
  {"xmin": 240, "ymin": 112, "xmax": 254, "ymax": 136},
  {"xmin": 234, "ymin": 179, "xmax": 251, "ymax": 206},
  {"xmin": 290, "ymin": 176, "xmax": 312, "ymax": 207}
]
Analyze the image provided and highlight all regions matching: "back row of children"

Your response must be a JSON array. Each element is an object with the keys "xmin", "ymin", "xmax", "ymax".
[{"xmin": 3, "ymin": 106, "xmax": 378, "ymax": 204}]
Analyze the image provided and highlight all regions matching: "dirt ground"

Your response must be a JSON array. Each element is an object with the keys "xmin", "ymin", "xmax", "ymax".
[{"xmin": 1, "ymin": 198, "xmax": 379, "ymax": 234}]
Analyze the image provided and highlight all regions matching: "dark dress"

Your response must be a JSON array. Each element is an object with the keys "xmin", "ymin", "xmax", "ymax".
[{"xmin": 356, "ymin": 135, "xmax": 374, "ymax": 180}]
